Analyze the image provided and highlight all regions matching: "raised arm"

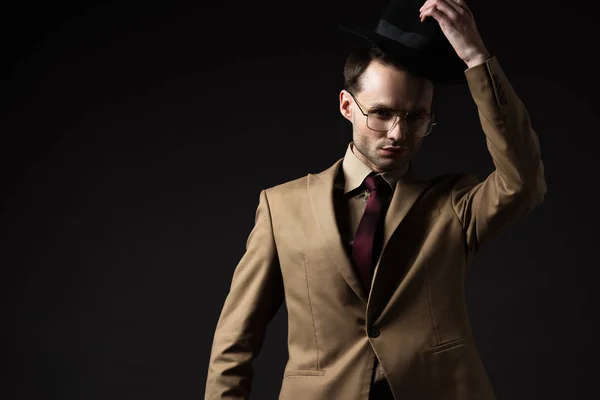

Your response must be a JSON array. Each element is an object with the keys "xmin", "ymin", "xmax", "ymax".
[
  {"xmin": 451, "ymin": 56, "xmax": 546, "ymax": 251},
  {"xmin": 205, "ymin": 189, "xmax": 285, "ymax": 399},
  {"xmin": 420, "ymin": 0, "xmax": 546, "ymax": 250}
]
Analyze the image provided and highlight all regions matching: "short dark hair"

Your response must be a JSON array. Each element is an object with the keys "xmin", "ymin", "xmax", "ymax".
[{"xmin": 343, "ymin": 43, "xmax": 436, "ymax": 98}]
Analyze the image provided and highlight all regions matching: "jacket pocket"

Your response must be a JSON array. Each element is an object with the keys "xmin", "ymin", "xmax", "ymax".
[
  {"xmin": 284, "ymin": 369, "xmax": 326, "ymax": 378},
  {"xmin": 420, "ymin": 337, "xmax": 496, "ymax": 399},
  {"xmin": 421, "ymin": 337, "xmax": 470, "ymax": 358}
]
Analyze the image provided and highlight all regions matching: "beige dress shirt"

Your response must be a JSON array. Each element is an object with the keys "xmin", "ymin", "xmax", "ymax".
[{"xmin": 334, "ymin": 142, "xmax": 409, "ymax": 385}]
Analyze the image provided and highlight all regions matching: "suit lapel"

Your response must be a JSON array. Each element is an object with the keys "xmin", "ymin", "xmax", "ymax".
[
  {"xmin": 367, "ymin": 170, "xmax": 430, "ymax": 319},
  {"xmin": 381, "ymin": 172, "xmax": 430, "ymax": 262},
  {"xmin": 307, "ymin": 158, "xmax": 368, "ymax": 303},
  {"xmin": 307, "ymin": 158, "xmax": 430, "ymax": 306}
]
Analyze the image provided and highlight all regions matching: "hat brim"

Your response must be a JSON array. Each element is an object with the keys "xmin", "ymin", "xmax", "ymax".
[{"xmin": 337, "ymin": 24, "xmax": 467, "ymax": 85}]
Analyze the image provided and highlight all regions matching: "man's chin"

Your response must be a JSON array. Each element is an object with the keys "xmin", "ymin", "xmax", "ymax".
[{"xmin": 376, "ymin": 155, "xmax": 410, "ymax": 170}]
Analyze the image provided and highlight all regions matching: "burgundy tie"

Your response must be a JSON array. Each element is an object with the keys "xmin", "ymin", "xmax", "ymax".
[{"xmin": 352, "ymin": 174, "xmax": 393, "ymax": 295}]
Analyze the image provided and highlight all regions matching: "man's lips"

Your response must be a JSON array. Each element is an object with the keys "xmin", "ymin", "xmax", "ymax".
[{"xmin": 381, "ymin": 146, "xmax": 409, "ymax": 153}]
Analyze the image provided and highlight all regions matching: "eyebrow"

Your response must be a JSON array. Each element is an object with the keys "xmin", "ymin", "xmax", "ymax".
[{"xmin": 369, "ymin": 102, "xmax": 429, "ymax": 113}]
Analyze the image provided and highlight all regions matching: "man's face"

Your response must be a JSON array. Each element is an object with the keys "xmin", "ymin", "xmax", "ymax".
[{"xmin": 339, "ymin": 60, "xmax": 434, "ymax": 173}]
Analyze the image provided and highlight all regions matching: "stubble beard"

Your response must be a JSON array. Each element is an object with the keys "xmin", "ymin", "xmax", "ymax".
[{"xmin": 352, "ymin": 126, "xmax": 409, "ymax": 172}]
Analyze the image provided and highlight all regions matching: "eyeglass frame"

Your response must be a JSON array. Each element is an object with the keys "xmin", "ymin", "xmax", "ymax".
[{"xmin": 347, "ymin": 90, "xmax": 437, "ymax": 137}]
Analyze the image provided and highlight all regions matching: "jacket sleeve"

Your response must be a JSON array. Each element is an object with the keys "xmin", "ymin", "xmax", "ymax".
[
  {"xmin": 205, "ymin": 189, "xmax": 285, "ymax": 399},
  {"xmin": 451, "ymin": 56, "xmax": 547, "ymax": 252}
]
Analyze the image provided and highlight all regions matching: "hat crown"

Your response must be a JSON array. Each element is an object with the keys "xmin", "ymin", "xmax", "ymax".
[
  {"xmin": 379, "ymin": 0, "xmax": 440, "ymax": 40},
  {"xmin": 375, "ymin": 0, "xmax": 447, "ymax": 52}
]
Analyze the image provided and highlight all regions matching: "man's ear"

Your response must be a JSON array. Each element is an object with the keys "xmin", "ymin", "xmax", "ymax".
[{"xmin": 339, "ymin": 90, "xmax": 353, "ymax": 122}]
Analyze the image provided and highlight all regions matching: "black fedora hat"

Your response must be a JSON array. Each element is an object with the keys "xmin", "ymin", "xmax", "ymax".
[{"xmin": 339, "ymin": 0, "xmax": 467, "ymax": 84}]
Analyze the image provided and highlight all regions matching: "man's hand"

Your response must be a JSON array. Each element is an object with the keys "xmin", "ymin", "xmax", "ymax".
[{"xmin": 419, "ymin": 0, "xmax": 491, "ymax": 68}]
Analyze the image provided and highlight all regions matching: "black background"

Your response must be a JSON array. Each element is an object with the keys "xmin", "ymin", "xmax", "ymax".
[{"xmin": 1, "ymin": 1, "xmax": 598, "ymax": 399}]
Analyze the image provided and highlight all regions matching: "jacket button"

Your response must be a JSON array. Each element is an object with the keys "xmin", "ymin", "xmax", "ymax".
[{"xmin": 368, "ymin": 327, "xmax": 380, "ymax": 338}]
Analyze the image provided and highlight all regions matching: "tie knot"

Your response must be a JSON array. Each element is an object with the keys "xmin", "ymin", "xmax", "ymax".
[{"xmin": 364, "ymin": 174, "xmax": 391, "ymax": 194}]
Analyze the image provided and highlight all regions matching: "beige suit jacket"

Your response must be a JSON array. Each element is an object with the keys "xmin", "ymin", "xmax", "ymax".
[{"xmin": 205, "ymin": 56, "xmax": 547, "ymax": 400}]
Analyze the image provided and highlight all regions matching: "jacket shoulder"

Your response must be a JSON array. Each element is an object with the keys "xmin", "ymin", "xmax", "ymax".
[
  {"xmin": 263, "ymin": 175, "xmax": 309, "ymax": 204},
  {"xmin": 263, "ymin": 159, "xmax": 342, "ymax": 200}
]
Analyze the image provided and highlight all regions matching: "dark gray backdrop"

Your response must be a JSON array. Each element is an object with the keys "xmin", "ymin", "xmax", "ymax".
[{"xmin": 1, "ymin": 1, "xmax": 597, "ymax": 399}]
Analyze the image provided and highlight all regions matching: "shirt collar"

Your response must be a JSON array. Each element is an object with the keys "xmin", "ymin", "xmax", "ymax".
[{"xmin": 341, "ymin": 142, "xmax": 410, "ymax": 194}]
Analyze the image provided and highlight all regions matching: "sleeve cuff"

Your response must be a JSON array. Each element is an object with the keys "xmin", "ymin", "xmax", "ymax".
[{"xmin": 463, "ymin": 56, "xmax": 496, "ymax": 74}]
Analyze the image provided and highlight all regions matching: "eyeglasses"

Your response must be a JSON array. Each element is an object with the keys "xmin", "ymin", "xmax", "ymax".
[{"xmin": 348, "ymin": 91, "xmax": 437, "ymax": 137}]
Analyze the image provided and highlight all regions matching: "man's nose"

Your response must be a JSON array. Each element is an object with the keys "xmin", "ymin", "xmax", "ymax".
[{"xmin": 386, "ymin": 117, "xmax": 409, "ymax": 141}]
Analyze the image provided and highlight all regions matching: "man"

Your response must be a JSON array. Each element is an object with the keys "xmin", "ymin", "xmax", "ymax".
[{"xmin": 205, "ymin": 0, "xmax": 546, "ymax": 399}]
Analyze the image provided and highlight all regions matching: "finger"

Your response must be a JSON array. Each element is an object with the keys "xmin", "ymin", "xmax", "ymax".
[
  {"xmin": 420, "ymin": 4, "xmax": 450, "ymax": 25},
  {"xmin": 419, "ymin": 0, "xmax": 435, "ymax": 12},
  {"xmin": 420, "ymin": 2, "xmax": 456, "ymax": 23},
  {"xmin": 420, "ymin": 1, "xmax": 451, "ymax": 20},
  {"xmin": 421, "ymin": 0, "xmax": 471, "ymax": 19},
  {"xmin": 420, "ymin": 3, "xmax": 438, "ymax": 22},
  {"xmin": 429, "ymin": 0, "xmax": 460, "ymax": 23},
  {"xmin": 419, "ymin": 0, "xmax": 439, "ymax": 20}
]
